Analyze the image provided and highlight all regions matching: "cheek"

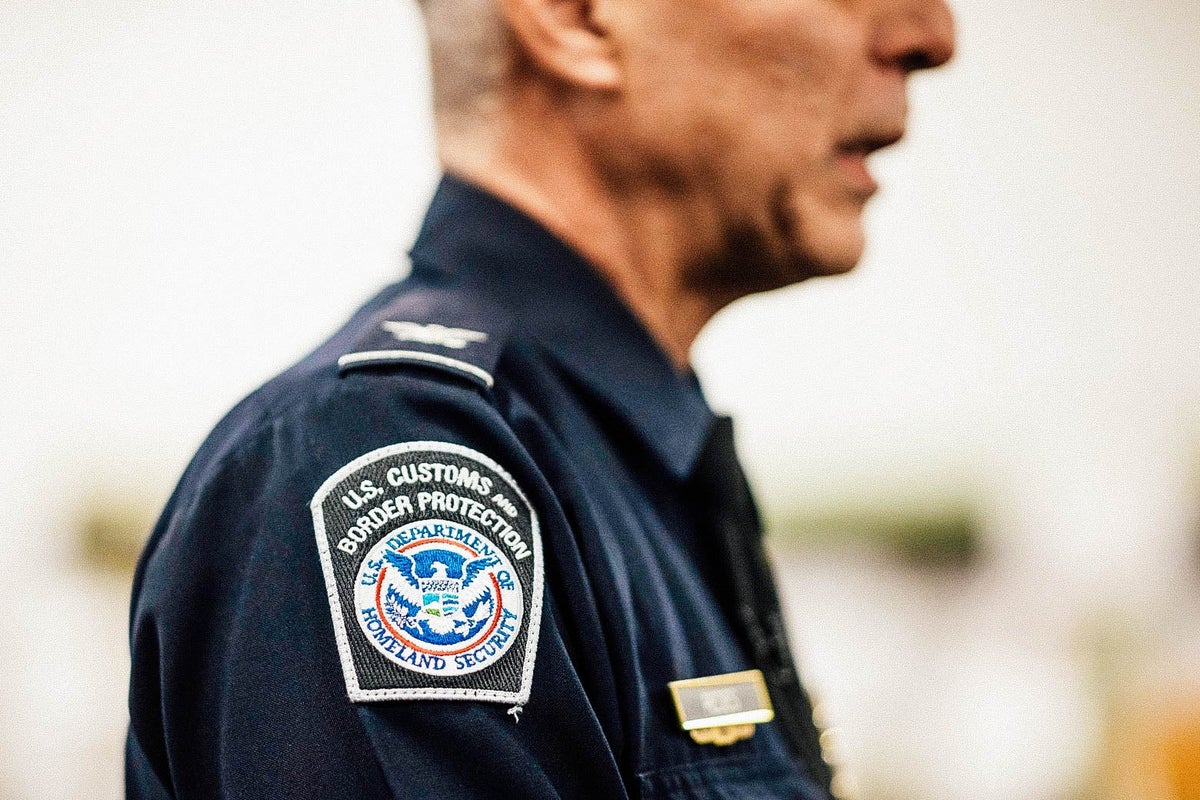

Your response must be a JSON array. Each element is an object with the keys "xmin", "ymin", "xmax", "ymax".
[
  {"xmin": 740, "ymin": 2, "xmax": 861, "ymax": 101},
  {"xmin": 604, "ymin": 0, "xmax": 866, "ymax": 231},
  {"xmin": 619, "ymin": 3, "xmax": 858, "ymax": 142},
  {"xmin": 724, "ymin": 4, "xmax": 865, "ymax": 179}
]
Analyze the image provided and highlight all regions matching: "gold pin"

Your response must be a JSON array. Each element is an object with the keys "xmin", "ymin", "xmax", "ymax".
[{"xmin": 668, "ymin": 669, "xmax": 775, "ymax": 746}]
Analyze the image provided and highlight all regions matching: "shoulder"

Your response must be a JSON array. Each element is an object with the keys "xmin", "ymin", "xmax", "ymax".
[
  {"xmin": 228, "ymin": 280, "xmax": 517, "ymax": 451},
  {"xmin": 133, "ymin": 278, "xmax": 550, "ymax": 699},
  {"xmin": 334, "ymin": 281, "xmax": 513, "ymax": 391},
  {"xmin": 146, "ymin": 280, "xmax": 526, "ymax": 552}
]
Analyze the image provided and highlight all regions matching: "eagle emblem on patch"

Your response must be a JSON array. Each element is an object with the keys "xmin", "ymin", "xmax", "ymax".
[{"xmin": 311, "ymin": 442, "xmax": 543, "ymax": 706}]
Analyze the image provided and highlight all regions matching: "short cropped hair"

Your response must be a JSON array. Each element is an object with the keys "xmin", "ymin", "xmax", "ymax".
[{"xmin": 418, "ymin": 0, "xmax": 510, "ymax": 129}]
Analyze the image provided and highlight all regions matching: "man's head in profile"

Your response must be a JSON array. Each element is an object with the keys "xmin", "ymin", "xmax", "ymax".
[{"xmin": 416, "ymin": 0, "xmax": 954, "ymax": 362}]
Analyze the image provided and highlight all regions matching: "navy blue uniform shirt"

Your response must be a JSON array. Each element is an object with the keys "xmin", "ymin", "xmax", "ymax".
[{"xmin": 127, "ymin": 176, "xmax": 830, "ymax": 800}]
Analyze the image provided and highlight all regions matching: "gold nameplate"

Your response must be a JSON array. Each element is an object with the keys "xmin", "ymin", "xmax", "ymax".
[{"xmin": 668, "ymin": 669, "xmax": 774, "ymax": 746}]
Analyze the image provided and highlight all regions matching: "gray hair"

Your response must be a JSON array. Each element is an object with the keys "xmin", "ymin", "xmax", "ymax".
[{"xmin": 418, "ymin": 0, "xmax": 511, "ymax": 129}]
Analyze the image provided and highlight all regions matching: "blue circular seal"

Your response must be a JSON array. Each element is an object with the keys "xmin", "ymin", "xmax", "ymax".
[{"xmin": 354, "ymin": 518, "xmax": 524, "ymax": 677}]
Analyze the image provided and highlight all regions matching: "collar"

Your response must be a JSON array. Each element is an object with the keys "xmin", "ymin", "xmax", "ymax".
[{"xmin": 409, "ymin": 174, "xmax": 715, "ymax": 482}]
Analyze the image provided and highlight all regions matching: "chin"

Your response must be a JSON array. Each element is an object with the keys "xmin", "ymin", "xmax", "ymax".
[
  {"xmin": 781, "ymin": 200, "xmax": 867, "ymax": 280},
  {"xmin": 796, "ymin": 235, "xmax": 864, "ymax": 277}
]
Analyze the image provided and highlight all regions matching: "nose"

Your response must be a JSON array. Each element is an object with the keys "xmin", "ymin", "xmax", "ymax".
[{"xmin": 870, "ymin": 0, "xmax": 956, "ymax": 73}]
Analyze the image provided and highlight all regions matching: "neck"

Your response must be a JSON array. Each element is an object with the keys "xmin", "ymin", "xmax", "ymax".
[{"xmin": 439, "ymin": 94, "xmax": 733, "ymax": 369}]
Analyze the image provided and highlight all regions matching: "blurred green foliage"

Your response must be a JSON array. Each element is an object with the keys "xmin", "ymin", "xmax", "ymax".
[
  {"xmin": 78, "ymin": 495, "xmax": 156, "ymax": 575},
  {"xmin": 769, "ymin": 505, "xmax": 981, "ymax": 568}
]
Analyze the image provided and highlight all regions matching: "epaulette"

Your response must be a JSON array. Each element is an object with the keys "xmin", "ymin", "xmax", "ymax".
[{"xmin": 337, "ymin": 286, "xmax": 512, "ymax": 390}]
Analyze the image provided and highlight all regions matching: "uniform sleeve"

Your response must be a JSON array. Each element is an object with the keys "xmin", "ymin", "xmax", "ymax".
[{"xmin": 127, "ymin": 371, "xmax": 628, "ymax": 800}]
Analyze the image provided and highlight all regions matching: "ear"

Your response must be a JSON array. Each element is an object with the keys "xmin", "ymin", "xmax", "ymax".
[{"xmin": 496, "ymin": 0, "xmax": 622, "ymax": 91}]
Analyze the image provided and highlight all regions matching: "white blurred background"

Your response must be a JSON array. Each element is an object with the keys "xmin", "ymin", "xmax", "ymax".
[{"xmin": 1, "ymin": 1, "xmax": 1198, "ymax": 798}]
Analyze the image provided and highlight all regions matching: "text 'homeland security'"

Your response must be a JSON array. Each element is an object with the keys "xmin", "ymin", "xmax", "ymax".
[
  {"xmin": 359, "ymin": 607, "xmax": 447, "ymax": 671},
  {"xmin": 454, "ymin": 608, "xmax": 520, "ymax": 670}
]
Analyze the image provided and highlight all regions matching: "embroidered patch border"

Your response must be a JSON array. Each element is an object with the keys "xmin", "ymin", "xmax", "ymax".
[{"xmin": 311, "ymin": 441, "xmax": 544, "ymax": 705}]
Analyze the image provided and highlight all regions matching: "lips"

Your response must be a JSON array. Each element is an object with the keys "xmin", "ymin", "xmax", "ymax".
[{"xmin": 835, "ymin": 128, "xmax": 905, "ymax": 196}]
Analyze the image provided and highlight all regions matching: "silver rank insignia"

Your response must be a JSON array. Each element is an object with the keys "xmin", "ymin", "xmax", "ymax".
[{"xmin": 668, "ymin": 669, "xmax": 775, "ymax": 746}]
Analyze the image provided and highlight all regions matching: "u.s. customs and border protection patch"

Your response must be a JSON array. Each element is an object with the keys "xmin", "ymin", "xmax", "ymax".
[{"xmin": 311, "ymin": 442, "xmax": 543, "ymax": 707}]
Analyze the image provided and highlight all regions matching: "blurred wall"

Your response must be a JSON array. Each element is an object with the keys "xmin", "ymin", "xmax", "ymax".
[{"xmin": 1, "ymin": 0, "xmax": 1198, "ymax": 798}]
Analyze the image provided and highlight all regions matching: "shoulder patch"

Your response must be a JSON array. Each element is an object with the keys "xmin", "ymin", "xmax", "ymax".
[
  {"xmin": 338, "ymin": 287, "xmax": 512, "ymax": 389},
  {"xmin": 311, "ymin": 442, "xmax": 543, "ymax": 706}
]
